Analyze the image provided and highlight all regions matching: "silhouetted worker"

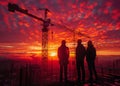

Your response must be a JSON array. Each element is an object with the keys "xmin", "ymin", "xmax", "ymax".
[
  {"xmin": 86, "ymin": 40, "xmax": 98, "ymax": 82},
  {"xmin": 76, "ymin": 39, "xmax": 86, "ymax": 83},
  {"xmin": 58, "ymin": 40, "xmax": 69, "ymax": 82}
]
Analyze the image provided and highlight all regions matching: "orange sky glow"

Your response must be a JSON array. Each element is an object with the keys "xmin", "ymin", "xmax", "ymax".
[{"xmin": 0, "ymin": 0, "xmax": 120, "ymax": 59}]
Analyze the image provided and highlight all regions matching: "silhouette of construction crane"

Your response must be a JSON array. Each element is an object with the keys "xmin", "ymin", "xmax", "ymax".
[
  {"xmin": 8, "ymin": 3, "xmax": 53, "ymax": 64},
  {"xmin": 7, "ymin": 3, "xmax": 90, "ymax": 58}
]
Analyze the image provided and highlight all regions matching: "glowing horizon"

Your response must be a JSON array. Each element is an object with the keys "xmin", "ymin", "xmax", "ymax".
[{"xmin": 0, "ymin": 42, "xmax": 120, "ymax": 57}]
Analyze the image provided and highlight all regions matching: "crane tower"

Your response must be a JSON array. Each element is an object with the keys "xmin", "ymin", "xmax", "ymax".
[{"xmin": 8, "ymin": 3, "xmax": 52, "ymax": 65}]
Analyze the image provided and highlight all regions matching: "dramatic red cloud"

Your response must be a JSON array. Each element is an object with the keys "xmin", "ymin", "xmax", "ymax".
[{"xmin": 0, "ymin": 0, "xmax": 120, "ymax": 56}]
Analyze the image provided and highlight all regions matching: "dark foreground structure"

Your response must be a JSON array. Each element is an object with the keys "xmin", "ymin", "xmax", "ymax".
[{"xmin": 0, "ymin": 57, "xmax": 120, "ymax": 86}]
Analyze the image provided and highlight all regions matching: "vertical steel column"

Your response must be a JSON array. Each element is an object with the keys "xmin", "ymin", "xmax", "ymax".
[{"xmin": 42, "ymin": 28, "xmax": 48, "ymax": 62}]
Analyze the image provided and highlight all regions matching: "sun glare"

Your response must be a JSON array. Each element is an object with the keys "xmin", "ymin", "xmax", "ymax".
[{"xmin": 50, "ymin": 52, "xmax": 57, "ymax": 57}]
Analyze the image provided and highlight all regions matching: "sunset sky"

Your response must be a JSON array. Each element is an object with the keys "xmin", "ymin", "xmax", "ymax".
[{"xmin": 0, "ymin": 0, "xmax": 120, "ymax": 57}]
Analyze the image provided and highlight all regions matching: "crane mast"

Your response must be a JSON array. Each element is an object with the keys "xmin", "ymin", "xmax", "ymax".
[{"xmin": 41, "ymin": 9, "xmax": 50, "ymax": 64}]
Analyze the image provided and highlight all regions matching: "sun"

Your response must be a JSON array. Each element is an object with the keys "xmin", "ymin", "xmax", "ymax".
[{"xmin": 50, "ymin": 52, "xmax": 57, "ymax": 57}]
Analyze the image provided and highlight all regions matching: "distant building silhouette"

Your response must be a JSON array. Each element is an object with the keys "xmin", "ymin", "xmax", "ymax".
[
  {"xmin": 86, "ymin": 40, "xmax": 98, "ymax": 82},
  {"xmin": 58, "ymin": 40, "xmax": 69, "ymax": 82},
  {"xmin": 76, "ymin": 39, "xmax": 86, "ymax": 83}
]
